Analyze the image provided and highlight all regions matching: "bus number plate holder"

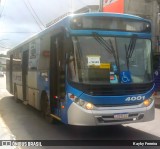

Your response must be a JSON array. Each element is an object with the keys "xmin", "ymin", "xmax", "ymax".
[{"xmin": 114, "ymin": 113, "xmax": 129, "ymax": 119}]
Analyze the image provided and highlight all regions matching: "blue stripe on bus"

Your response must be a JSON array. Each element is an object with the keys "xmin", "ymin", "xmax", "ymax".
[{"xmin": 66, "ymin": 83, "xmax": 154, "ymax": 105}]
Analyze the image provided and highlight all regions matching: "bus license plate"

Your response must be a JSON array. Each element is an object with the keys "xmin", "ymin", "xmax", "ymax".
[{"xmin": 114, "ymin": 113, "xmax": 129, "ymax": 119}]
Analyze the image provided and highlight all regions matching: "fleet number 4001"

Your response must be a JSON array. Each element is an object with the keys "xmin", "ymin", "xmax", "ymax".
[{"xmin": 125, "ymin": 96, "xmax": 145, "ymax": 101}]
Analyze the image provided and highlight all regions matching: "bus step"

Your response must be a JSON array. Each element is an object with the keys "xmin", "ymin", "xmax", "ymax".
[{"xmin": 50, "ymin": 114, "xmax": 61, "ymax": 121}]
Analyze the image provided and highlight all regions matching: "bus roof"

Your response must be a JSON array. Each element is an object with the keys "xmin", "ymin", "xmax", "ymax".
[
  {"xmin": 8, "ymin": 12, "xmax": 150, "ymax": 54},
  {"xmin": 68, "ymin": 12, "xmax": 150, "ymax": 22}
]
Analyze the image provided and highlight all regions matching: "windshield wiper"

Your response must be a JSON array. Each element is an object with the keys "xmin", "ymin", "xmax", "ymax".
[
  {"xmin": 92, "ymin": 32, "xmax": 119, "ymax": 73},
  {"xmin": 93, "ymin": 32, "xmax": 113, "ymax": 54},
  {"xmin": 125, "ymin": 35, "xmax": 137, "ymax": 70}
]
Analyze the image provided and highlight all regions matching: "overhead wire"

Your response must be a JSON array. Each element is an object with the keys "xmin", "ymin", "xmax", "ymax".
[
  {"xmin": 26, "ymin": 0, "xmax": 45, "ymax": 28},
  {"xmin": 23, "ymin": 0, "xmax": 43, "ymax": 30},
  {"xmin": 0, "ymin": 39, "xmax": 12, "ymax": 49},
  {"xmin": 0, "ymin": 44, "xmax": 11, "ymax": 49},
  {"xmin": 0, "ymin": 32, "xmax": 38, "ymax": 33},
  {"xmin": 0, "ymin": 0, "xmax": 42, "ymax": 33},
  {"xmin": 0, "ymin": 0, "xmax": 7, "ymax": 33},
  {"xmin": 0, "ymin": 0, "xmax": 42, "ymax": 52},
  {"xmin": 0, "ymin": 0, "xmax": 7, "ymax": 17},
  {"xmin": 0, "ymin": 0, "xmax": 11, "ymax": 51},
  {"xmin": 77, "ymin": 0, "xmax": 93, "ymax": 10}
]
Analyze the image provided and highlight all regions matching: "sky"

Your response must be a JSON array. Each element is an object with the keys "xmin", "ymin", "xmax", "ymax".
[{"xmin": 0, "ymin": 0, "xmax": 99, "ymax": 54}]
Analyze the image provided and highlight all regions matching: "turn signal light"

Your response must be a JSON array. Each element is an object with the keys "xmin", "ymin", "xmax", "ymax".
[{"xmin": 61, "ymin": 105, "xmax": 65, "ymax": 109}]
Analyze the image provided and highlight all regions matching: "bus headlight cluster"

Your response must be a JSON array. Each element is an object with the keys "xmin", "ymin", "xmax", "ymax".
[
  {"xmin": 143, "ymin": 97, "xmax": 154, "ymax": 107},
  {"xmin": 68, "ymin": 93, "xmax": 95, "ymax": 110}
]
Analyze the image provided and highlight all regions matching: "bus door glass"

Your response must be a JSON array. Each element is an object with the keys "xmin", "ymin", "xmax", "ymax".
[
  {"xmin": 22, "ymin": 50, "xmax": 29, "ymax": 101},
  {"xmin": 50, "ymin": 33, "xmax": 65, "ymax": 115},
  {"xmin": 9, "ymin": 55, "xmax": 13, "ymax": 93}
]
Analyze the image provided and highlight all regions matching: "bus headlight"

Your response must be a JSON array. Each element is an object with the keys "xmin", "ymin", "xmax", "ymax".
[
  {"xmin": 68, "ymin": 93, "xmax": 95, "ymax": 110},
  {"xmin": 143, "ymin": 97, "xmax": 153, "ymax": 107},
  {"xmin": 85, "ymin": 103, "xmax": 94, "ymax": 110}
]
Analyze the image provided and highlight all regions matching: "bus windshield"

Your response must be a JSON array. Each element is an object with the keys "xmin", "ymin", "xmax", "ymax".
[{"xmin": 68, "ymin": 35, "xmax": 152, "ymax": 84}]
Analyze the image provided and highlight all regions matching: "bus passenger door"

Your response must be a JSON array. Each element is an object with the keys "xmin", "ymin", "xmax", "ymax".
[
  {"xmin": 50, "ymin": 33, "xmax": 65, "ymax": 116},
  {"xmin": 9, "ymin": 55, "xmax": 13, "ymax": 94},
  {"xmin": 22, "ymin": 50, "xmax": 29, "ymax": 102}
]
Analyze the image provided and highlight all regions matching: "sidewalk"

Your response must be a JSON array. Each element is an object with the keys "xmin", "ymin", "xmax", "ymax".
[
  {"xmin": 154, "ymin": 93, "xmax": 160, "ymax": 108},
  {"xmin": 0, "ymin": 115, "xmax": 19, "ymax": 149},
  {"xmin": 155, "ymin": 98, "xmax": 160, "ymax": 109},
  {"xmin": 0, "ymin": 87, "xmax": 20, "ymax": 149}
]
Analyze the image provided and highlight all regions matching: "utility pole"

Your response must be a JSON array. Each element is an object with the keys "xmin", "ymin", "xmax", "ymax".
[{"xmin": 99, "ymin": 0, "xmax": 103, "ymax": 12}]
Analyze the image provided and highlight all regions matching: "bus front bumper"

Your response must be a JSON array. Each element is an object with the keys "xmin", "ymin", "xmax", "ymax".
[{"xmin": 67, "ymin": 100, "xmax": 155, "ymax": 126}]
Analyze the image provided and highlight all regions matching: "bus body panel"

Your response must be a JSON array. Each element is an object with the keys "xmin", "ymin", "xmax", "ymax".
[
  {"xmin": 65, "ymin": 83, "xmax": 155, "ymax": 125},
  {"xmin": 78, "ymin": 87, "xmax": 154, "ymax": 105},
  {"xmin": 28, "ymin": 88, "xmax": 40, "ymax": 110},
  {"xmin": 67, "ymin": 99, "xmax": 154, "ymax": 126},
  {"xmin": 12, "ymin": 71, "xmax": 23, "ymax": 100},
  {"xmin": 6, "ymin": 12, "xmax": 154, "ymax": 126}
]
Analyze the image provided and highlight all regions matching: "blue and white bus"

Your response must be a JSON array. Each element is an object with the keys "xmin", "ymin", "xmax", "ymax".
[{"xmin": 6, "ymin": 12, "xmax": 155, "ymax": 126}]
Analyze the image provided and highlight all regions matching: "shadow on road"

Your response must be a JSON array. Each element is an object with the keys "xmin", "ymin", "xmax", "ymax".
[{"xmin": 0, "ymin": 95, "xmax": 160, "ymax": 142}]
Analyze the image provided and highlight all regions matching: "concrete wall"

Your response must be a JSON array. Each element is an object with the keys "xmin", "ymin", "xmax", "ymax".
[{"xmin": 124, "ymin": 0, "xmax": 152, "ymax": 18}]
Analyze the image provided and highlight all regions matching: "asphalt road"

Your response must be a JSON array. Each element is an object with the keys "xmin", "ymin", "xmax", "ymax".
[{"xmin": 0, "ymin": 76, "xmax": 160, "ymax": 149}]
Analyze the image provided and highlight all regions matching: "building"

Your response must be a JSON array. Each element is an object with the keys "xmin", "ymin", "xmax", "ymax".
[
  {"xmin": 46, "ymin": 0, "xmax": 160, "ymax": 52},
  {"xmin": 0, "ymin": 57, "xmax": 7, "ymax": 72},
  {"xmin": 102, "ymin": 0, "xmax": 160, "ymax": 52}
]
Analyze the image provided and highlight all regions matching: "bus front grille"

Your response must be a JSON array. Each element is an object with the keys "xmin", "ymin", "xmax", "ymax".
[
  {"xmin": 69, "ymin": 81, "xmax": 153, "ymax": 96},
  {"xmin": 83, "ymin": 83, "xmax": 153, "ymax": 96},
  {"xmin": 96, "ymin": 113, "xmax": 144, "ymax": 124},
  {"xmin": 95, "ymin": 102, "xmax": 141, "ymax": 107}
]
